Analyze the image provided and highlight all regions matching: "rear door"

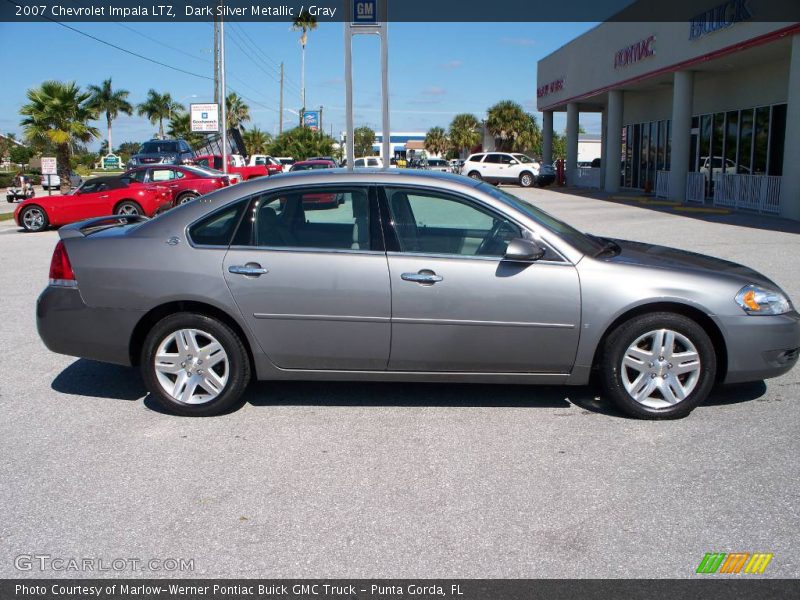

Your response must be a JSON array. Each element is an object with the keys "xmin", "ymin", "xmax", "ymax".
[
  {"xmin": 481, "ymin": 153, "xmax": 503, "ymax": 180},
  {"xmin": 222, "ymin": 185, "xmax": 391, "ymax": 370},
  {"xmin": 381, "ymin": 186, "xmax": 581, "ymax": 373}
]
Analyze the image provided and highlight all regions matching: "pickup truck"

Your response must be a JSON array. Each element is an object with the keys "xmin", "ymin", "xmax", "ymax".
[
  {"xmin": 193, "ymin": 154, "xmax": 269, "ymax": 181},
  {"xmin": 247, "ymin": 154, "xmax": 284, "ymax": 175}
]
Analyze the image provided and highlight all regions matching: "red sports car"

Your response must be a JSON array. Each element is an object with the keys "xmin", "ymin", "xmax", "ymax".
[
  {"xmin": 123, "ymin": 164, "xmax": 231, "ymax": 206},
  {"xmin": 14, "ymin": 176, "xmax": 171, "ymax": 232}
]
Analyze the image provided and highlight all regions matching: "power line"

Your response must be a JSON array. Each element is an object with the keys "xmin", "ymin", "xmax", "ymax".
[
  {"xmin": 230, "ymin": 22, "xmax": 302, "ymax": 90},
  {"xmin": 225, "ymin": 25, "xmax": 302, "ymax": 97},
  {"xmin": 114, "ymin": 22, "xmax": 212, "ymax": 65}
]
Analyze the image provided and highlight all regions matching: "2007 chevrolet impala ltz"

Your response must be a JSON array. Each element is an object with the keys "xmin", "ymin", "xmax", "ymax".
[{"xmin": 36, "ymin": 170, "xmax": 799, "ymax": 418}]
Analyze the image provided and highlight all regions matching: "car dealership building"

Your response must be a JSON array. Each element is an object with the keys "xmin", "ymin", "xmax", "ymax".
[{"xmin": 537, "ymin": 9, "xmax": 800, "ymax": 219}]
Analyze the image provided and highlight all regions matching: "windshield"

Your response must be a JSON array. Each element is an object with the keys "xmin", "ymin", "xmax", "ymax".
[
  {"xmin": 478, "ymin": 183, "xmax": 604, "ymax": 256},
  {"xmin": 140, "ymin": 142, "xmax": 179, "ymax": 154},
  {"xmin": 512, "ymin": 154, "xmax": 535, "ymax": 164}
]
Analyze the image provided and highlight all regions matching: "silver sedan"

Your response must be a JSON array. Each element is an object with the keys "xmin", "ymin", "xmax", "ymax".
[{"xmin": 37, "ymin": 170, "xmax": 799, "ymax": 418}]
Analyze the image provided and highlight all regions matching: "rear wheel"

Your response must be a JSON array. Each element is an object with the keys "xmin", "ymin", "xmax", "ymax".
[
  {"xmin": 141, "ymin": 312, "xmax": 251, "ymax": 416},
  {"xmin": 176, "ymin": 192, "xmax": 199, "ymax": 205},
  {"xmin": 20, "ymin": 205, "xmax": 49, "ymax": 232},
  {"xmin": 600, "ymin": 312, "xmax": 716, "ymax": 419},
  {"xmin": 468, "ymin": 171, "xmax": 482, "ymax": 180},
  {"xmin": 115, "ymin": 200, "xmax": 143, "ymax": 216}
]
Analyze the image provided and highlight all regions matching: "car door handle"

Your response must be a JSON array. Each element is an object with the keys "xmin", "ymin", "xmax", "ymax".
[
  {"xmin": 99, "ymin": 195, "xmax": 109, "ymax": 198},
  {"xmin": 401, "ymin": 270, "xmax": 443, "ymax": 285},
  {"xmin": 228, "ymin": 264, "xmax": 268, "ymax": 276}
]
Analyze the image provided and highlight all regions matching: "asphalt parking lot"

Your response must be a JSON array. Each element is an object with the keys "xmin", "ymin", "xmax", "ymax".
[{"xmin": 1, "ymin": 187, "xmax": 798, "ymax": 578}]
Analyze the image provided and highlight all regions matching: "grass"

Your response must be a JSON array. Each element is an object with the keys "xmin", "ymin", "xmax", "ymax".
[{"xmin": 0, "ymin": 212, "xmax": 16, "ymax": 222}]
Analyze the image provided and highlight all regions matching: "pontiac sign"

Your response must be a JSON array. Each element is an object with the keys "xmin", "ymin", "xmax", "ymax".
[{"xmin": 614, "ymin": 35, "xmax": 656, "ymax": 69}]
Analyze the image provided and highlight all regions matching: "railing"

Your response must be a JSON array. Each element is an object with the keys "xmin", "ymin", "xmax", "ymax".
[
  {"xmin": 712, "ymin": 174, "xmax": 782, "ymax": 214},
  {"xmin": 655, "ymin": 170, "xmax": 670, "ymax": 199},
  {"xmin": 686, "ymin": 172, "xmax": 705, "ymax": 204},
  {"xmin": 575, "ymin": 167, "xmax": 601, "ymax": 189}
]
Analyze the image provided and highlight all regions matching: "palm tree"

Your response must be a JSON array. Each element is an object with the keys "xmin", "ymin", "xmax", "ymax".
[
  {"xmin": 448, "ymin": 113, "xmax": 481, "ymax": 157},
  {"xmin": 486, "ymin": 100, "xmax": 529, "ymax": 152},
  {"xmin": 424, "ymin": 127, "xmax": 449, "ymax": 157},
  {"xmin": 20, "ymin": 80, "xmax": 99, "ymax": 193},
  {"xmin": 137, "ymin": 90, "xmax": 184, "ymax": 139},
  {"xmin": 87, "ymin": 78, "xmax": 132, "ymax": 157},
  {"xmin": 515, "ymin": 112, "xmax": 542, "ymax": 154},
  {"xmin": 292, "ymin": 9, "xmax": 318, "ymax": 110},
  {"xmin": 242, "ymin": 127, "xmax": 272, "ymax": 155},
  {"xmin": 226, "ymin": 92, "xmax": 251, "ymax": 131},
  {"xmin": 167, "ymin": 112, "xmax": 203, "ymax": 149}
]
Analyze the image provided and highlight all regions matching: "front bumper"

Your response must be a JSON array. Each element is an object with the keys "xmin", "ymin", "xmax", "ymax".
[
  {"xmin": 536, "ymin": 173, "xmax": 556, "ymax": 186},
  {"xmin": 719, "ymin": 311, "xmax": 800, "ymax": 383},
  {"xmin": 37, "ymin": 286, "xmax": 143, "ymax": 366}
]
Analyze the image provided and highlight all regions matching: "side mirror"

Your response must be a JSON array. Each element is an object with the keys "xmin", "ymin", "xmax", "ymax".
[
  {"xmin": 504, "ymin": 238, "xmax": 545, "ymax": 262},
  {"xmin": 508, "ymin": 160, "xmax": 518, "ymax": 165}
]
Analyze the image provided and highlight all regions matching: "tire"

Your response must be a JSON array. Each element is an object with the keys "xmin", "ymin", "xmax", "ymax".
[
  {"xmin": 20, "ymin": 205, "xmax": 49, "ymax": 232},
  {"xmin": 468, "ymin": 171, "xmax": 482, "ymax": 180},
  {"xmin": 115, "ymin": 200, "xmax": 143, "ymax": 216},
  {"xmin": 519, "ymin": 171, "xmax": 534, "ymax": 188},
  {"xmin": 176, "ymin": 192, "xmax": 198, "ymax": 205},
  {"xmin": 599, "ymin": 312, "xmax": 716, "ymax": 419},
  {"xmin": 141, "ymin": 312, "xmax": 251, "ymax": 417}
]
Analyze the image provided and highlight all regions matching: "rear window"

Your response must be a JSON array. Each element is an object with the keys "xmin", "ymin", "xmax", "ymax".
[{"xmin": 188, "ymin": 202, "xmax": 246, "ymax": 246}]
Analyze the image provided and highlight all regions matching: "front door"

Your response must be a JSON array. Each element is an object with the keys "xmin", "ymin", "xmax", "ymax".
[
  {"xmin": 222, "ymin": 185, "xmax": 391, "ymax": 371},
  {"xmin": 382, "ymin": 187, "xmax": 581, "ymax": 373}
]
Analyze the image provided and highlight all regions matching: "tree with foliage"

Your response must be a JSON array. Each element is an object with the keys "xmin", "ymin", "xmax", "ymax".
[
  {"xmin": 486, "ymin": 100, "xmax": 540, "ymax": 152},
  {"xmin": 268, "ymin": 126, "xmax": 335, "ymax": 161},
  {"xmin": 353, "ymin": 126, "xmax": 375, "ymax": 157},
  {"xmin": 115, "ymin": 141, "xmax": 141, "ymax": 164},
  {"xmin": 87, "ymin": 78, "xmax": 132, "ymax": 156},
  {"xmin": 167, "ymin": 112, "xmax": 204, "ymax": 149},
  {"xmin": 551, "ymin": 133, "xmax": 568, "ymax": 161},
  {"xmin": 292, "ymin": 9, "xmax": 318, "ymax": 110},
  {"xmin": 226, "ymin": 92, "xmax": 251, "ymax": 131},
  {"xmin": 20, "ymin": 80, "xmax": 99, "ymax": 192},
  {"xmin": 137, "ymin": 90, "xmax": 184, "ymax": 139},
  {"xmin": 448, "ymin": 113, "xmax": 481, "ymax": 157},
  {"xmin": 242, "ymin": 127, "xmax": 272, "ymax": 155},
  {"xmin": 424, "ymin": 126, "xmax": 449, "ymax": 156},
  {"xmin": 8, "ymin": 144, "xmax": 33, "ymax": 166},
  {"xmin": 513, "ymin": 112, "xmax": 542, "ymax": 155}
]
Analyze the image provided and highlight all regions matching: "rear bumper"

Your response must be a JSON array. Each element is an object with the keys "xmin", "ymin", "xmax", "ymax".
[
  {"xmin": 719, "ymin": 312, "xmax": 800, "ymax": 383},
  {"xmin": 537, "ymin": 174, "xmax": 556, "ymax": 186},
  {"xmin": 37, "ymin": 286, "xmax": 143, "ymax": 366}
]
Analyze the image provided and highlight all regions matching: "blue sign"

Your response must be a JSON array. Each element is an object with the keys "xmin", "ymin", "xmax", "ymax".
[
  {"xmin": 353, "ymin": 0, "xmax": 377, "ymax": 24},
  {"xmin": 303, "ymin": 110, "xmax": 320, "ymax": 131}
]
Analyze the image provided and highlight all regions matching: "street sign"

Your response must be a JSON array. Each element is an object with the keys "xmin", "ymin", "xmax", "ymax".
[
  {"xmin": 190, "ymin": 103, "xmax": 220, "ymax": 133},
  {"xmin": 102, "ymin": 154, "xmax": 120, "ymax": 170},
  {"xmin": 302, "ymin": 110, "xmax": 320, "ymax": 131},
  {"xmin": 41, "ymin": 156, "xmax": 57, "ymax": 175},
  {"xmin": 352, "ymin": 0, "xmax": 377, "ymax": 24}
]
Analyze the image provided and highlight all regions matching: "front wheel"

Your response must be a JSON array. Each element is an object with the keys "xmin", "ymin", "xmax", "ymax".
[
  {"xmin": 115, "ymin": 200, "xmax": 143, "ymax": 216},
  {"xmin": 141, "ymin": 313, "xmax": 251, "ymax": 416},
  {"xmin": 20, "ymin": 205, "xmax": 49, "ymax": 232},
  {"xmin": 599, "ymin": 312, "xmax": 716, "ymax": 419},
  {"xmin": 519, "ymin": 172, "xmax": 534, "ymax": 187}
]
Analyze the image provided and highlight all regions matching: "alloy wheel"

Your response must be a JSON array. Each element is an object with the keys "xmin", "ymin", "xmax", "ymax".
[
  {"xmin": 117, "ymin": 204, "xmax": 139, "ymax": 215},
  {"xmin": 620, "ymin": 328, "xmax": 701, "ymax": 409},
  {"xmin": 22, "ymin": 208, "xmax": 44, "ymax": 230},
  {"xmin": 153, "ymin": 328, "xmax": 229, "ymax": 405}
]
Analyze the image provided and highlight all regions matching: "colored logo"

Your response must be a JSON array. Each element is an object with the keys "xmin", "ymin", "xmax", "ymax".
[{"xmin": 696, "ymin": 552, "xmax": 773, "ymax": 574}]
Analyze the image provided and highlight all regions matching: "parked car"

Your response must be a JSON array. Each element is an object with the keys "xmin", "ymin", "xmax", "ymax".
[
  {"xmin": 194, "ymin": 154, "xmax": 269, "ymax": 181},
  {"xmin": 41, "ymin": 171, "xmax": 82, "ymax": 191},
  {"xmin": 426, "ymin": 158, "xmax": 451, "ymax": 173},
  {"xmin": 537, "ymin": 163, "xmax": 556, "ymax": 187},
  {"xmin": 247, "ymin": 155, "xmax": 283, "ymax": 175},
  {"xmin": 307, "ymin": 156, "xmax": 340, "ymax": 167},
  {"xmin": 449, "ymin": 159, "xmax": 464, "ymax": 174},
  {"xmin": 123, "ymin": 164, "xmax": 231, "ymax": 206},
  {"xmin": 128, "ymin": 139, "xmax": 195, "ymax": 167},
  {"xmin": 288, "ymin": 159, "xmax": 337, "ymax": 172},
  {"xmin": 352, "ymin": 156, "xmax": 384, "ymax": 168},
  {"xmin": 275, "ymin": 157, "xmax": 296, "ymax": 168},
  {"xmin": 462, "ymin": 152, "xmax": 542, "ymax": 187},
  {"xmin": 15, "ymin": 176, "xmax": 171, "ymax": 232},
  {"xmin": 36, "ymin": 170, "xmax": 798, "ymax": 418}
]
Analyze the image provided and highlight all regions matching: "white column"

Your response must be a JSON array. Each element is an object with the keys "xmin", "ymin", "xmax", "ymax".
[
  {"xmin": 669, "ymin": 70, "xmax": 694, "ymax": 202},
  {"xmin": 600, "ymin": 108, "xmax": 607, "ymax": 189},
  {"xmin": 604, "ymin": 90, "xmax": 623, "ymax": 193},
  {"xmin": 781, "ymin": 34, "xmax": 800, "ymax": 220},
  {"xmin": 542, "ymin": 110, "xmax": 554, "ymax": 165},
  {"xmin": 566, "ymin": 102, "xmax": 579, "ymax": 184}
]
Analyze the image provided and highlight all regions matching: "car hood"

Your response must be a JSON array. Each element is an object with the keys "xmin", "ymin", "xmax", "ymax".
[
  {"xmin": 131, "ymin": 153, "xmax": 171, "ymax": 162},
  {"xmin": 607, "ymin": 238, "xmax": 779, "ymax": 289}
]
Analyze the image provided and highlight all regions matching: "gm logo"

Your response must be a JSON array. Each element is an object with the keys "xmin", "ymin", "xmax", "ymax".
[
  {"xmin": 353, "ymin": 0, "xmax": 377, "ymax": 23},
  {"xmin": 697, "ymin": 552, "xmax": 773, "ymax": 574}
]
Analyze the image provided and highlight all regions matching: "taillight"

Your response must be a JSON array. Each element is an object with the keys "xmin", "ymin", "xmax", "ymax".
[{"xmin": 49, "ymin": 240, "xmax": 77, "ymax": 287}]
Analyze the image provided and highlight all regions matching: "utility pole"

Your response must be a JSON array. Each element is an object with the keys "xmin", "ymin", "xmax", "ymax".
[
  {"xmin": 213, "ymin": 15, "xmax": 219, "ymax": 105},
  {"xmin": 219, "ymin": 15, "xmax": 228, "ymax": 175},
  {"xmin": 279, "ymin": 62, "xmax": 284, "ymax": 135},
  {"xmin": 319, "ymin": 105, "xmax": 323, "ymax": 134}
]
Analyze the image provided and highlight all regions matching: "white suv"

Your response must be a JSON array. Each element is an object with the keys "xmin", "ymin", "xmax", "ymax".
[{"xmin": 462, "ymin": 152, "xmax": 541, "ymax": 187}]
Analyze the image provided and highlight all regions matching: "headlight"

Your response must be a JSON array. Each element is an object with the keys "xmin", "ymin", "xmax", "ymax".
[{"xmin": 735, "ymin": 284, "xmax": 792, "ymax": 315}]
